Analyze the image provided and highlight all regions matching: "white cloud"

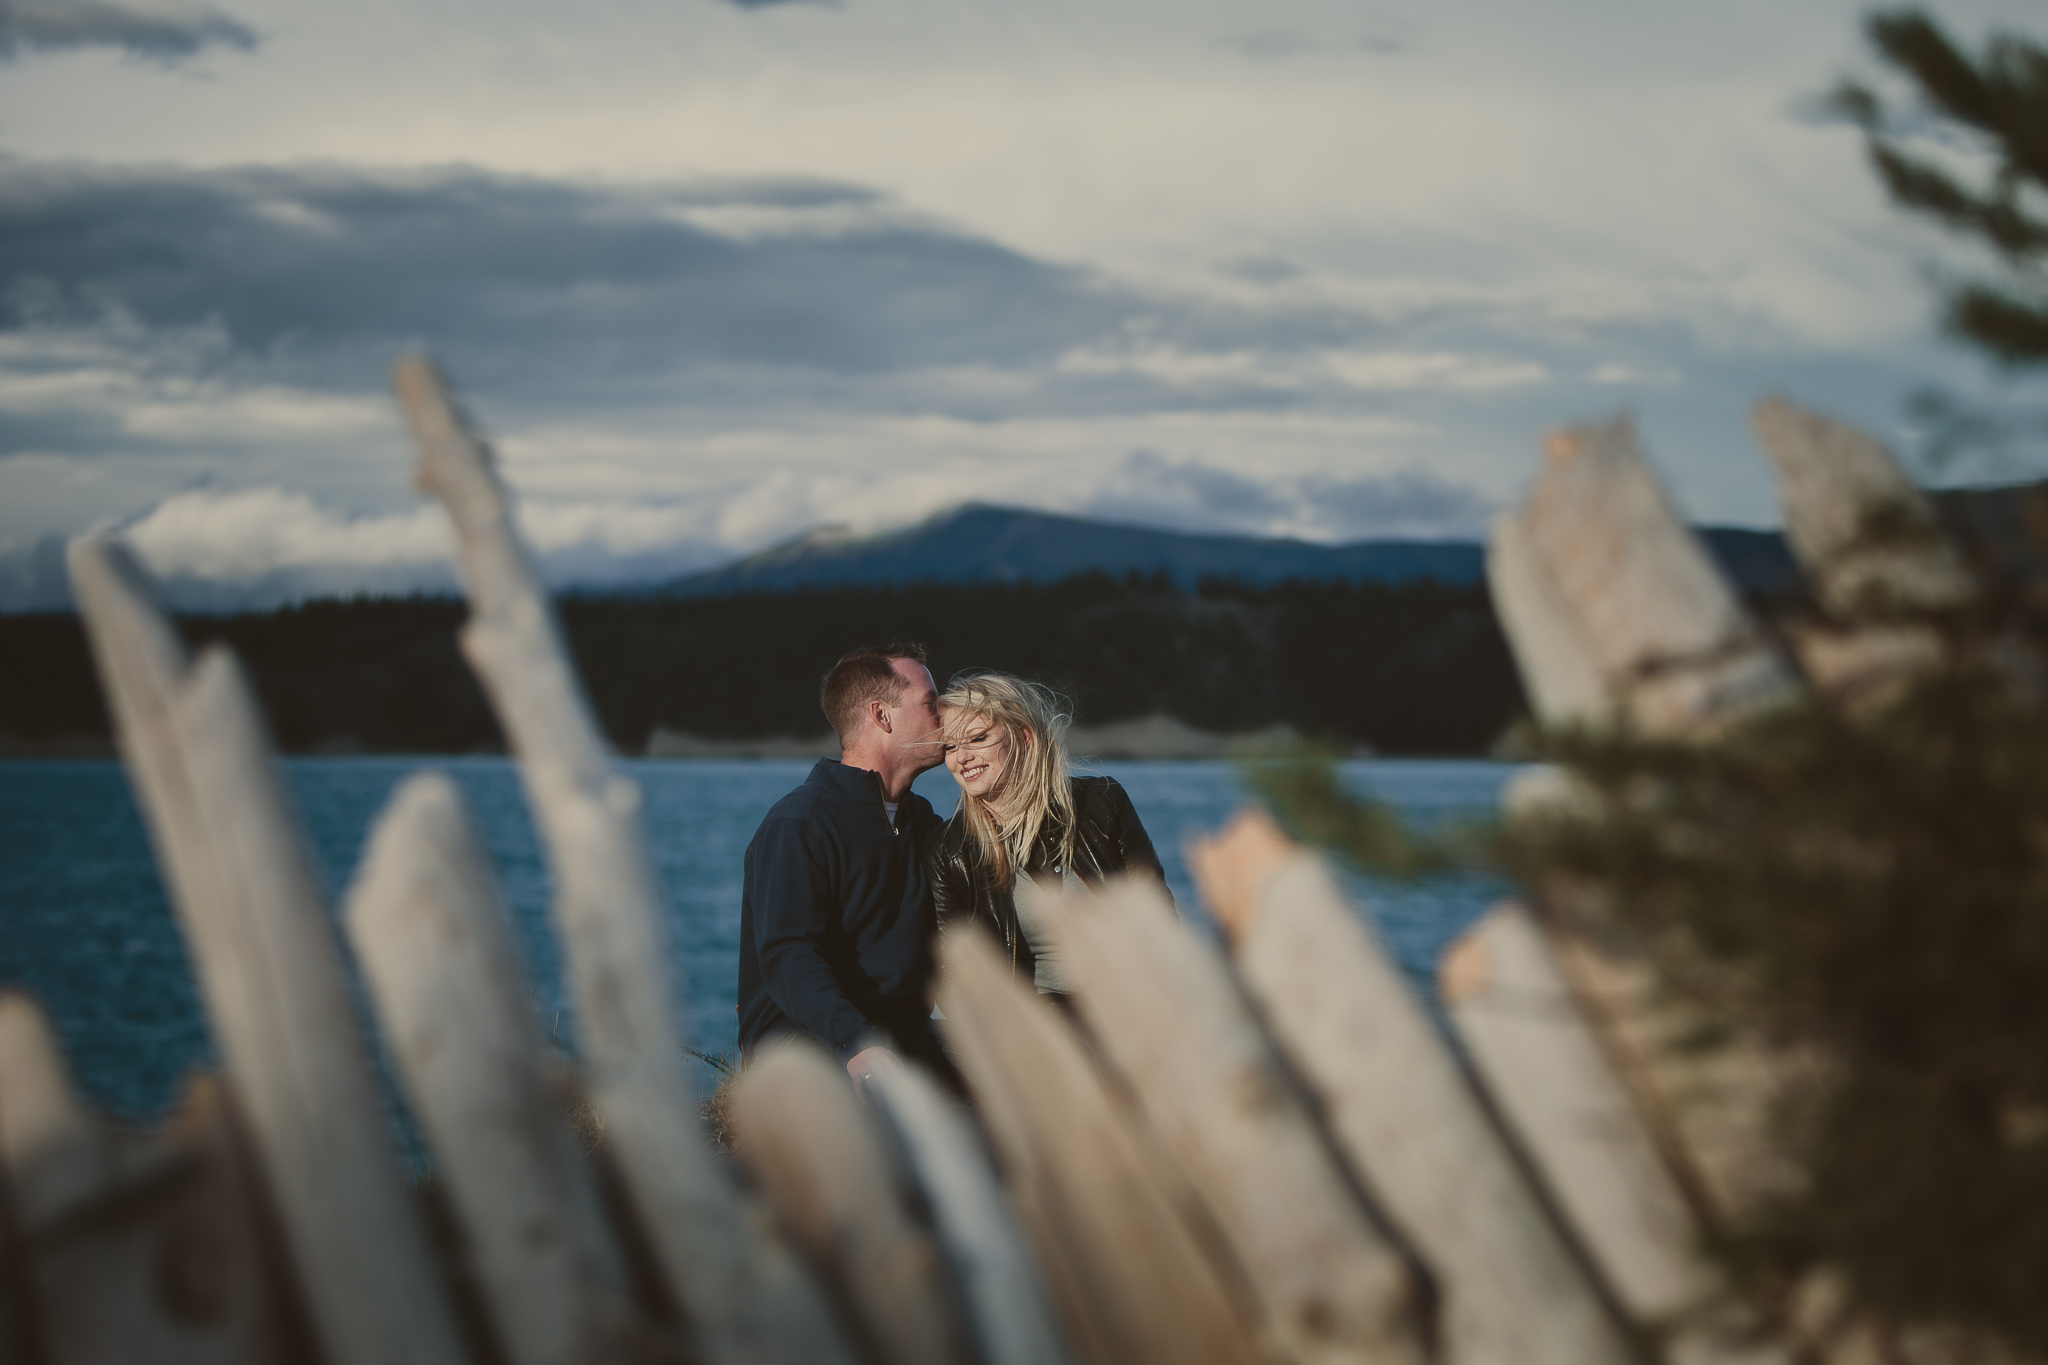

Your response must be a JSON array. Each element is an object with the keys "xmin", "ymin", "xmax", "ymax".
[
  {"xmin": 1, "ymin": 0, "xmax": 2044, "ymax": 606},
  {"xmin": 1592, "ymin": 362, "xmax": 1682, "ymax": 387},
  {"xmin": 1321, "ymin": 350, "xmax": 1548, "ymax": 392},
  {"xmin": 1056, "ymin": 344, "xmax": 1288, "ymax": 388},
  {"xmin": 124, "ymin": 487, "xmax": 448, "ymax": 581}
]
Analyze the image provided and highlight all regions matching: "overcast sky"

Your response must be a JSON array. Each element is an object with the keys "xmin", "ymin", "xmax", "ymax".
[{"xmin": 0, "ymin": 0, "xmax": 2041, "ymax": 607}]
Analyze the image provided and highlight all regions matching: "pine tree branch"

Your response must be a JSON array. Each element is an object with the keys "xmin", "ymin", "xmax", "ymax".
[
  {"xmin": 1947, "ymin": 285, "xmax": 2048, "ymax": 366},
  {"xmin": 1869, "ymin": 10, "xmax": 2000, "ymax": 134},
  {"xmin": 1870, "ymin": 143, "xmax": 2048, "ymax": 259}
]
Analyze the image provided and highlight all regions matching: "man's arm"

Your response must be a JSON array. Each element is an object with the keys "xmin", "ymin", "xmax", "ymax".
[{"xmin": 747, "ymin": 818, "xmax": 878, "ymax": 1062}]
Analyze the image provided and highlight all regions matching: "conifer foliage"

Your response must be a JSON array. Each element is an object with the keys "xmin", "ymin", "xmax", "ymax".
[
  {"xmin": 1248, "ymin": 11, "xmax": 2048, "ymax": 1350},
  {"xmin": 1255, "ymin": 590, "xmax": 2048, "ymax": 1354},
  {"xmin": 1834, "ymin": 10, "xmax": 2048, "ymax": 368}
]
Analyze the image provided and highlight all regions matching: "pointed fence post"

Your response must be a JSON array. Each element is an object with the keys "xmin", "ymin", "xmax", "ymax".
[
  {"xmin": 935, "ymin": 931, "xmax": 1267, "ymax": 1365},
  {"xmin": 862, "ymin": 1063, "xmax": 1072, "ymax": 1365},
  {"xmin": 344, "ymin": 771, "xmax": 647, "ymax": 1365},
  {"xmin": 1749, "ymin": 397, "xmax": 1980, "ymax": 703},
  {"xmin": 1750, "ymin": 396, "xmax": 1974, "ymax": 618},
  {"xmin": 1518, "ymin": 417, "xmax": 1801, "ymax": 735},
  {"xmin": 64, "ymin": 537, "xmax": 469, "ymax": 1365},
  {"xmin": 0, "ymin": 1015, "xmax": 314, "ymax": 1365},
  {"xmin": 390, "ymin": 356, "xmax": 850, "ymax": 1365},
  {"xmin": 0, "ymin": 995, "xmax": 105, "ymax": 1234},
  {"xmin": 1487, "ymin": 512, "xmax": 1613, "ymax": 727},
  {"xmin": 1188, "ymin": 812, "xmax": 1636, "ymax": 1365},
  {"xmin": 725, "ymin": 1040, "xmax": 970, "ymax": 1365},
  {"xmin": 1028, "ymin": 875, "xmax": 1427, "ymax": 1365},
  {"xmin": 1439, "ymin": 902, "xmax": 1712, "ymax": 1329}
]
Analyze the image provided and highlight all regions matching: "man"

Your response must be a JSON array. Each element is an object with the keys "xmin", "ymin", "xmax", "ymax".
[{"xmin": 736, "ymin": 641, "xmax": 951, "ymax": 1091}]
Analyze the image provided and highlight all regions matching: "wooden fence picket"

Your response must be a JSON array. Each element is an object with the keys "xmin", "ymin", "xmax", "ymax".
[
  {"xmin": 1519, "ymin": 417, "xmax": 1800, "ymax": 734},
  {"xmin": 0, "ymin": 994, "xmax": 104, "ymax": 1232},
  {"xmin": 390, "ymin": 356, "xmax": 851, "ymax": 1365},
  {"xmin": 935, "ymin": 931, "xmax": 1268, "ymax": 1365},
  {"xmin": 65, "ymin": 537, "xmax": 469, "ymax": 1365},
  {"xmin": 1439, "ymin": 902, "xmax": 1711, "ymax": 1329},
  {"xmin": 725, "ymin": 1040, "xmax": 970, "ymax": 1365},
  {"xmin": 1749, "ymin": 397, "xmax": 1977, "ymax": 704},
  {"xmin": 0, "ymin": 1048, "xmax": 311, "ymax": 1365},
  {"xmin": 861, "ymin": 1061, "xmax": 1072, "ymax": 1365},
  {"xmin": 1028, "ymin": 875, "xmax": 1426, "ymax": 1365},
  {"xmin": 1187, "ymin": 813, "xmax": 1635, "ymax": 1365},
  {"xmin": 1750, "ymin": 396, "xmax": 1974, "ymax": 618},
  {"xmin": 1486, "ymin": 511, "xmax": 1614, "ymax": 726},
  {"xmin": 344, "ymin": 771, "xmax": 647, "ymax": 1365}
]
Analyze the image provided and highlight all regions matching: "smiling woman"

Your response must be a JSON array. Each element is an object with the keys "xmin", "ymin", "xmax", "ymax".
[{"xmin": 931, "ymin": 671, "xmax": 1172, "ymax": 993}]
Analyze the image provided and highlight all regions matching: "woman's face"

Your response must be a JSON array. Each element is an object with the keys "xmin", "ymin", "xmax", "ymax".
[{"xmin": 943, "ymin": 709, "xmax": 1012, "ymax": 802}]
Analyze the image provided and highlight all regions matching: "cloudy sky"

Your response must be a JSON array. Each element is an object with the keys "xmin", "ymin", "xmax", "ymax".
[{"xmin": 0, "ymin": 0, "xmax": 2041, "ymax": 607}]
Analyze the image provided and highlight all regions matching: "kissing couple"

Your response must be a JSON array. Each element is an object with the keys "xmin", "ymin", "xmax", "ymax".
[{"xmin": 734, "ymin": 642, "xmax": 1170, "ymax": 1094}]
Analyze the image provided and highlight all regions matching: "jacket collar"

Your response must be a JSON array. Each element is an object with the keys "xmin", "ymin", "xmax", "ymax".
[
  {"xmin": 808, "ymin": 758, "xmax": 891, "ymax": 809},
  {"xmin": 811, "ymin": 757, "xmax": 917, "ymax": 822}
]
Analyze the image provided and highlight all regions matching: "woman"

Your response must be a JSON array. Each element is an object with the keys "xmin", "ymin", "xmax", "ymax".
[{"xmin": 929, "ymin": 672, "xmax": 1171, "ymax": 993}]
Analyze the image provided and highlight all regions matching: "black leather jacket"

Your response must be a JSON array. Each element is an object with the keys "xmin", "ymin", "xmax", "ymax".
[{"xmin": 929, "ymin": 776, "xmax": 1171, "ymax": 979}]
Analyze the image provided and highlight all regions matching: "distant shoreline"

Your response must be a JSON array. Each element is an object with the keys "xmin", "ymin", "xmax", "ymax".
[{"xmin": 2, "ymin": 714, "xmax": 1392, "ymax": 764}]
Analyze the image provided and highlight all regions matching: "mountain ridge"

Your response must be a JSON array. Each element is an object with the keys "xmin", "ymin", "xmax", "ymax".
[{"xmin": 656, "ymin": 501, "xmax": 1801, "ymax": 597}]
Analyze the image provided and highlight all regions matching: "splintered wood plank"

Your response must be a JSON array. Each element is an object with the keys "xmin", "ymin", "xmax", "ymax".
[
  {"xmin": 1750, "ymin": 396, "xmax": 1973, "ymax": 618},
  {"xmin": 65, "ymin": 537, "xmax": 468, "ymax": 1365},
  {"xmin": 345, "ymin": 771, "xmax": 645, "ymax": 1365},
  {"xmin": 935, "ymin": 930, "xmax": 1267, "ymax": 1365},
  {"xmin": 726, "ymin": 1040, "xmax": 970, "ymax": 1365},
  {"xmin": 862, "ymin": 1062, "xmax": 1071, "ymax": 1365},
  {"xmin": 16, "ymin": 1074, "xmax": 315, "ymax": 1365},
  {"xmin": 1487, "ymin": 511, "xmax": 1613, "ymax": 727},
  {"xmin": 1440, "ymin": 902, "xmax": 1710, "ymax": 1328},
  {"xmin": 1189, "ymin": 811, "xmax": 1633, "ymax": 1365},
  {"xmin": 1027, "ymin": 875, "xmax": 1426, "ymax": 1365},
  {"xmin": 0, "ymin": 994, "xmax": 106, "ymax": 1231},
  {"xmin": 391, "ymin": 356, "xmax": 849, "ymax": 1365},
  {"xmin": 1522, "ymin": 418, "xmax": 1800, "ymax": 734}
]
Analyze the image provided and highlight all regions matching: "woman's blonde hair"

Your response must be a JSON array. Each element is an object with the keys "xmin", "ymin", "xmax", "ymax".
[{"xmin": 940, "ymin": 672, "xmax": 1076, "ymax": 884}]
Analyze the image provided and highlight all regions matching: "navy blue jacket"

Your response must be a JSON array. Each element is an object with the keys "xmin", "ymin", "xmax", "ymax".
[{"xmin": 736, "ymin": 759, "xmax": 944, "ymax": 1065}]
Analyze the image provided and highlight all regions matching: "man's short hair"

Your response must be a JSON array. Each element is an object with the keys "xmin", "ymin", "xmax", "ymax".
[{"xmin": 821, "ymin": 642, "xmax": 930, "ymax": 744}]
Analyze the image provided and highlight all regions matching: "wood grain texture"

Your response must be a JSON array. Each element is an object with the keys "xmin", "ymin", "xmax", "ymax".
[
  {"xmin": 1522, "ymin": 418, "xmax": 1799, "ymax": 734},
  {"xmin": 391, "ymin": 356, "xmax": 849, "ymax": 1365},
  {"xmin": 726, "ymin": 1041, "xmax": 969, "ymax": 1365},
  {"xmin": 345, "ymin": 771, "xmax": 643, "ymax": 1365},
  {"xmin": 12, "ymin": 1075, "xmax": 310, "ymax": 1365},
  {"xmin": 1204, "ymin": 837, "xmax": 1633, "ymax": 1365},
  {"xmin": 862, "ymin": 1061, "xmax": 1072, "ymax": 1365},
  {"xmin": 1441, "ymin": 902, "xmax": 1709, "ymax": 1328},
  {"xmin": 1029, "ymin": 874, "xmax": 1425, "ymax": 1365},
  {"xmin": 1486, "ymin": 511, "xmax": 1612, "ymax": 727},
  {"xmin": 66, "ymin": 536, "xmax": 468, "ymax": 1365},
  {"xmin": 0, "ymin": 994, "xmax": 105, "ymax": 1231},
  {"xmin": 1750, "ymin": 397, "xmax": 1974, "ymax": 618},
  {"xmin": 935, "ymin": 930, "xmax": 1268, "ymax": 1365}
]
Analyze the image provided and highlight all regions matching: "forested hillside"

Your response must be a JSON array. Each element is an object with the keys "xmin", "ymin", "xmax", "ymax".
[{"xmin": 0, "ymin": 573, "xmax": 1525, "ymax": 757}]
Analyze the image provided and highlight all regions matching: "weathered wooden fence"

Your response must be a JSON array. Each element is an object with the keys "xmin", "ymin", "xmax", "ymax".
[{"xmin": 0, "ymin": 373, "xmax": 1995, "ymax": 1365}]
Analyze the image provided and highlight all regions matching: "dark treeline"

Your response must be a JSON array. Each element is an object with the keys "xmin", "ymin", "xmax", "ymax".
[{"xmin": 0, "ymin": 573, "xmax": 1526, "ymax": 756}]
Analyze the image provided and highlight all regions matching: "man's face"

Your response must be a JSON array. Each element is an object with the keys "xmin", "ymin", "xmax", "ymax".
[{"xmin": 882, "ymin": 659, "xmax": 945, "ymax": 772}]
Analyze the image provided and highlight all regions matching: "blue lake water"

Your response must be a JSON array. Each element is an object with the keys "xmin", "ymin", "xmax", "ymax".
[{"xmin": 0, "ymin": 756, "xmax": 1519, "ymax": 1123}]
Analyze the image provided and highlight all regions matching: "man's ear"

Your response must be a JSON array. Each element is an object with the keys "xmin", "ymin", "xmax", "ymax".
[{"xmin": 869, "ymin": 695, "xmax": 893, "ymax": 734}]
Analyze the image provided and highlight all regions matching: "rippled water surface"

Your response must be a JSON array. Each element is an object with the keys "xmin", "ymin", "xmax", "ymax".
[{"xmin": 0, "ymin": 756, "xmax": 1518, "ymax": 1121}]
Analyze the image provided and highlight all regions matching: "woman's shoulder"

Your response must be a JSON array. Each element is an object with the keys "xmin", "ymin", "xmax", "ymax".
[{"xmin": 1068, "ymin": 774, "xmax": 1136, "ymax": 817}]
